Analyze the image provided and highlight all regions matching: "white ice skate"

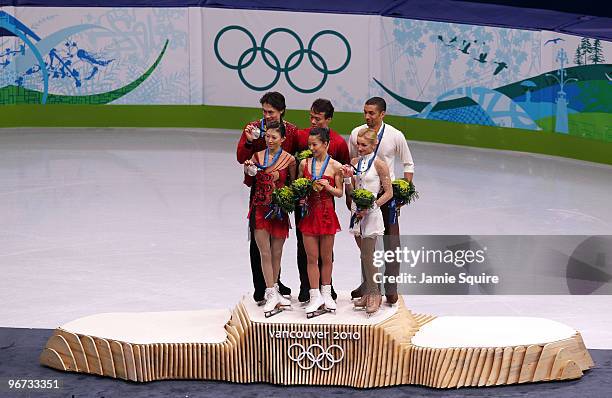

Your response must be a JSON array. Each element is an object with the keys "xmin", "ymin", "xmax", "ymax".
[
  {"xmin": 305, "ymin": 289, "xmax": 331, "ymax": 319},
  {"xmin": 320, "ymin": 285, "xmax": 337, "ymax": 312},
  {"xmin": 274, "ymin": 283, "xmax": 292, "ymax": 306},
  {"xmin": 263, "ymin": 288, "xmax": 291, "ymax": 318}
]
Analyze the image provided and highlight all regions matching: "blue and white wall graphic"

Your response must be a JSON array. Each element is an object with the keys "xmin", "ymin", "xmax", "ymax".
[{"xmin": 1, "ymin": 6, "xmax": 610, "ymax": 142}]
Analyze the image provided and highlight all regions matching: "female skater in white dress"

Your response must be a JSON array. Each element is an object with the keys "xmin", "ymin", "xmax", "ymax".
[{"xmin": 342, "ymin": 127, "xmax": 393, "ymax": 316}]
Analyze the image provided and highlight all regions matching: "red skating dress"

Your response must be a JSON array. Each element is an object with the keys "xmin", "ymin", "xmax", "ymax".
[
  {"xmin": 248, "ymin": 151, "xmax": 294, "ymax": 239},
  {"xmin": 298, "ymin": 161, "xmax": 341, "ymax": 236}
]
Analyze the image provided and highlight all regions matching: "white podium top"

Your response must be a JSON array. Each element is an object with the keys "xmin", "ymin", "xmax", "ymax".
[
  {"xmin": 243, "ymin": 292, "xmax": 398, "ymax": 325},
  {"xmin": 61, "ymin": 309, "xmax": 231, "ymax": 344},
  {"xmin": 412, "ymin": 316, "xmax": 577, "ymax": 348}
]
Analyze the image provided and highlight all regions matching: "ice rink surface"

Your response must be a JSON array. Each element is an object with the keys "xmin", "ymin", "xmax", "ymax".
[{"xmin": 1, "ymin": 127, "xmax": 611, "ymax": 348}]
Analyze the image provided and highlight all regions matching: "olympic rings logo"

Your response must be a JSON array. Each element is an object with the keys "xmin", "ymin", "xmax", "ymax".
[
  {"xmin": 287, "ymin": 343, "xmax": 345, "ymax": 371},
  {"xmin": 214, "ymin": 26, "xmax": 351, "ymax": 93}
]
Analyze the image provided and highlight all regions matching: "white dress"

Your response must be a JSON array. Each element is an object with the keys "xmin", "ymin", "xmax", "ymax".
[{"xmin": 350, "ymin": 153, "xmax": 385, "ymax": 237}]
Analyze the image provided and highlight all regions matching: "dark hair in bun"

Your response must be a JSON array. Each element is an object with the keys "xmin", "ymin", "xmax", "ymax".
[
  {"xmin": 265, "ymin": 120, "xmax": 285, "ymax": 137},
  {"xmin": 309, "ymin": 127, "xmax": 330, "ymax": 143}
]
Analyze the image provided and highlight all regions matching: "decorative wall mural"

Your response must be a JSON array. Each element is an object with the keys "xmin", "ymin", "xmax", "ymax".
[
  {"xmin": 374, "ymin": 19, "xmax": 612, "ymax": 142},
  {"xmin": 0, "ymin": 8, "xmax": 185, "ymax": 105},
  {"xmin": 0, "ymin": 7, "xmax": 609, "ymax": 143}
]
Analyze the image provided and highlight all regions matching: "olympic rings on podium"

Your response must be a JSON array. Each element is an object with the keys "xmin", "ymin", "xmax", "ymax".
[
  {"xmin": 287, "ymin": 343, "xmax": 345, "ymax": 371},
  {"xmin": 214, "ymin": 26, "xmax": 351, "ymax": 93}
]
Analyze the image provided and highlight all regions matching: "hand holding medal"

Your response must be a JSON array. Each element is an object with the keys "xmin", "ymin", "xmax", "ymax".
[
  {"xmin": 310, "ymin": 154, "xmax": 331, "ymax": 192},
  {"xmin": 245, "ymin": 118, "xmax": 265, "ymax": 142},
  {"xmin": 312, "ymin": 179, "xmax": 323, "ymax": 192},
  {"xmin": 314, "ymin": 178, "xmax": 330, "ymax": 192},
  {"xmin": 244, "ymin": 159, "xmax": 258, "ymax": 176}
]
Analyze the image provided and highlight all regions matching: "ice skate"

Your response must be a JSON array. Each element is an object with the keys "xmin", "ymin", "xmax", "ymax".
[
  {"xmin": 305, "ymin": 289, "xmax": 329, "ymax": 319},
  {"xmin": 320, "ymin": 285, "xmax": 336, "ymax": 313},
  {"xmin": 274, "ymin": 283, "xmax": 292, "ymax": 306},
  {"xmin": 353, "ymin": 295, "xmax": 367, "ymax": 310},
  {"xmin": 253, "ymin": 290, "xmax": 266, "ymax": 306},
  {"xmin": 385, "ymin": 293, "xmax": 399, "ymax": 307},
  {"xmin": 350, "ymin": 283, "xmax": 365, "ymax": 300},
  {"xmin": 276, "ymin": 280, "xmax": 292, "ymax": 297},
  {"xmin": 263, "ymin": 288, "xmax": 288, "ymax": 318},
  {"xmin": 366, "ymin": 294, "xmax": 382, "ymax": 318},
  {"xmin": 298, "ymin": 288, "xmax": 310, "ymax": 304}
]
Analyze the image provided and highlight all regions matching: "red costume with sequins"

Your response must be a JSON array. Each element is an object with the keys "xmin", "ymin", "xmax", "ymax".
[
  {"xmin": 298, "ymin": 160, "xmax": 341, "ymax": 236},
  {"xmin": 237, "ymin": 119, "xmax": 298, "ymax": 187},
  {"xmin": 248, "ymin": 151, "xmax": 295, "ymax": 239}
]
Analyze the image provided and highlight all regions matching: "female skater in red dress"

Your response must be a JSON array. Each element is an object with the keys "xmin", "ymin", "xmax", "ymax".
[
  {"xmin": 244, "ymin": 121, "xmax": 296, "ymax": 317},
  {"xmin": 297, "ymin": 127, "xmax": 344, "ymax": 318}
]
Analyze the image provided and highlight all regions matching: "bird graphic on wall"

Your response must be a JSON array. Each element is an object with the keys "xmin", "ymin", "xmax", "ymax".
[
  {"xmin": 460, "ymin": 41, "xmax": 472, "ymax": 54},
  {"xmin": 493, "ymin": 61, "xmax": 508, "ymax": 75},
  {"xmin": 474, "ymin": 52, "xmax": 488, "ymax": 63},
  {"xmin": 437, "ymin": 35, "xmax": 460, "ymax": 48},
  {"xmin": 544, "ymin": 38, "xmax": 565, "ymax": 46}
]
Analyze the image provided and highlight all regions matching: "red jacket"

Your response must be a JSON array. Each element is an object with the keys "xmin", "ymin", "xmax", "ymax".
[
  {"xmin": 237, "ymin": 119, "xmax": 298, "ymax": 186},
  {"xmin": 296, "ymin": 127, "xmax": 350, "ymax": 165}
]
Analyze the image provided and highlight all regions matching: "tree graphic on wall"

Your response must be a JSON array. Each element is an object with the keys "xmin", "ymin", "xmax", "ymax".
[
  {"xmin": 590, "ymin": 39, "xmax": 605, "ymax": 64},
  {"xmin": 574, "ymin": 47, "xmax": 583, "ymax": 65},
  {"xmin": 575, "ymin": 38, "xmax": 593, "ymax": 65}
]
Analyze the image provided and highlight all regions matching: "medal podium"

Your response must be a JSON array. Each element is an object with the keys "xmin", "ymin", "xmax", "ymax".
[{"xmin": 40, "ymin": 293, "xmax": 593, "ymax": 388}]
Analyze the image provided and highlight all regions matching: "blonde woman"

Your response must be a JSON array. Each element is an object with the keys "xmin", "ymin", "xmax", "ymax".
[{"xmin": 342, "ymin": 128, "xmax": 393, "ymax": 316}]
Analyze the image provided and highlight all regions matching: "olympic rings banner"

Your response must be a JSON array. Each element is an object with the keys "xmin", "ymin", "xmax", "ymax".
[
  {"xmin": 201, "ymin": 7, "xmax": 371, "ymax": 111},
  {"xmin": 1, "ymin": 6, "xmax": 372, "ymax": 111},
  {"xmin": 1, "ymin": 6, "xmax": 610, "ymax": 143}
]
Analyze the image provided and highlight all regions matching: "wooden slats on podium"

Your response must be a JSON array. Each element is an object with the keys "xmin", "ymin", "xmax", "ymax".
[{"xmin": 40, "ymin": 297, "xmax": 593, "ymax": 388}]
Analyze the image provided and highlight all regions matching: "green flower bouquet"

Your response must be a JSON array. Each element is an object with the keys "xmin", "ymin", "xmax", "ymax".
[
  {"xmin": 265, "ymin": 186, "xmax": 295, "ymax": 220},
  {"xmin": 389, "ymin": 179, "xmax": 419, "ymax": 224},
  {"xmin": 291, "ymin": 178, "xmax": 313, "ymax": 217},
  {"xmin": 392, "ymin": 179, "xmax": 419, "ymax": 204},
  {"xmin": 350, "ymin": 188, "xmax": 376, "ymax": 228}
]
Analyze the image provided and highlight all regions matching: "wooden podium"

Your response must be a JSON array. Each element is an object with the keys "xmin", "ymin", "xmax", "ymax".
[{"xmin": 40, "ymin": 293, "xmax": 593, "ymax": 388}]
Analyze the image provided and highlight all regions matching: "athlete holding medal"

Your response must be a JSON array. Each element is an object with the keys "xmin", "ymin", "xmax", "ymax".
[
  {"xmin": 297, "ymin": 128, "xmax": 344, "ymax": 318},
  {"xmin": 295, "ymin": 99, "xmax": 350, "ymax": 305},
  {"xmin": 244, "ymin": 120, "xmax": 296, "ymax": 317},
  {"xmin": 237, "ymin": 92, "xmax": 298, "ymax": 305},
  {"xmin": 348, "ymin": 97, "xmax": 415, "ymax": 305}
]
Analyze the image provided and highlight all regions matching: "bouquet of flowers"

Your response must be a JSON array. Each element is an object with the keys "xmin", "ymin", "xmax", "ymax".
[
  {"xmin": 295, "ymin": 149, "xmax": 313, "ymax": 162},
  {"xmin": 265, "ymin": 186, "xmax": 295, "ymax": 220},
  {"xmin": 350, "ymin": 188, "xmax": 376, "ymax": 228},
  {"xmin": 392, "ymin": 179, "xmax": 419, "ymax": 204},
  {"xmin": 389, "ymin": 179, "xmax": 419, "ymax": 224},
  {"xmin": 291, "ymin": 177, "xmax": 313, "ymax": 217}
]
